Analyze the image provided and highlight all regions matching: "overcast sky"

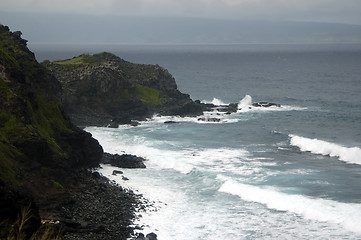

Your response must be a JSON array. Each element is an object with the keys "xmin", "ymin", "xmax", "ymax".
[{"xmin": 2, "ymin": 0, "xmax": 361, "ymax": 25}]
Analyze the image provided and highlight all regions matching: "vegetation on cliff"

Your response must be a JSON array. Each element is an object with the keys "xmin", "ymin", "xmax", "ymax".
[
  {"xmin": 52, "ymin": 53, "xmax": 110, "ymax": 66},
  {"xmin": 134, "ymin": 83, "xmax": 161, "ymax": 104},
  {"xmin": 0, "ymin": 25, "xmax": 103, "ymax": 238},
  {"xmin": 44, "ymin": 52, "xmax": 207, "ymax": 126}
]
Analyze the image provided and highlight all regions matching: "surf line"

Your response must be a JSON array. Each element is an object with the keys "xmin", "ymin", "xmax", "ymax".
[{"xmin": 289, "ymin": 134, "xmax": 361, "ymax": 165}]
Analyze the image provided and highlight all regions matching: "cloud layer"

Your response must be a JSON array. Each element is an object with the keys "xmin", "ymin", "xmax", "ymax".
[{"xmin": 2, "ymin": 0, "xmax": 361, "ymax": 25}]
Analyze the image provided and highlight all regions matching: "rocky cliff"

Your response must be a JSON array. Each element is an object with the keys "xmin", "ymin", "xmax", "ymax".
[
  {"xmin": 0, "ymin": 25, "xmax": 143, "ymax": 239},
  {"xmin": 43, "ymin": 53, "xmax": 210, "ymax": 126}
]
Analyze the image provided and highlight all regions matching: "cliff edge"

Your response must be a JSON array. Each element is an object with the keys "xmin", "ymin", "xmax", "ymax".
[{"xmin": 43, "ymin": 53, "xmax": 210, "ymax": 126}]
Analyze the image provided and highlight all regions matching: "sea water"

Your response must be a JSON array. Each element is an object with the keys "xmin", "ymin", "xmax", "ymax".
[{"xmin": 33, "ymin": 44, "xmax": 361, "ymax": 239}]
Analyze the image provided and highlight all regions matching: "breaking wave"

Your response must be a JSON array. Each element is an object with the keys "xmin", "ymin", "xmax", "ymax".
[
  {"xmin": 289, "ymin": 135, "xmax": 361, "ymax": 165},
  {"xmin": 219, "ymin": 180, "xmax": 361, "ymax": 233}
]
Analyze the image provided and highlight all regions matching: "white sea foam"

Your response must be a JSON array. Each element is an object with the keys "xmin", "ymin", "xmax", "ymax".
[
  {"xmin": 219, "ymin": 180, "xmax": 361, "ymax": 234},
  {"xmin": 135, "ymin": 146, "xmax": 251, "ymax": 174},
  {"xmin": 289, "ymin": 134, "xmax": 361, "ymax": 165},
  {"xmin": 86, "ymin": 126, "xmax": 250, "ymax": 174},
  {"xmin": 203, "ymin": 97, "xmax": 228, "ymax": 106},
  {"xmin": 236, "ymin": 94, "xmax": 307, "ymax": 113},
  {"xmin": 88, "ymin": 126, "xmax": 361, "ymax": 238},
  {"xmin": 134, "ymin": 95, "xmax": 308, "ymax": 125},
  {"xmin": 150, "ymin": 111, "xmax": 239, "ymax": 124}
]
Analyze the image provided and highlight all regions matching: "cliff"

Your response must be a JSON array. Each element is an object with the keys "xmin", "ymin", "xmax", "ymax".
[
  {"xmin": 0, "ymin": 25, "xmax": 125, "ymax": 238},
  {"xmin": 43, "ymin": 53, "xmax": 209, "ymax": 126}
]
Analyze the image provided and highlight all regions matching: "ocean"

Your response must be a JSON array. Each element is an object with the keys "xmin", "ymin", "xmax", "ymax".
[{"xmin": 32, "ymin": 43, "xmax": 361, "ymax": 239}]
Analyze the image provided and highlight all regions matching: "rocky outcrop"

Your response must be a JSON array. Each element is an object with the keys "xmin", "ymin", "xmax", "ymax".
[
  {"xmin": 43, "ymin": 53, "xmax": 212, "ymax": 126},
  {"xmin": 102, "ymin": 153, "xmax": 147, "ymax": 169},
  {"xmin": 252, "ymin": 102, "xmax": 281, "ymax": 107}
]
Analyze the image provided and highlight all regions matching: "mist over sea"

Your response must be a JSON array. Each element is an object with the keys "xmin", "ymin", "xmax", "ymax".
[{"xmin": 34, "ymin": 44, "xmax": 361, "ymax": 239}]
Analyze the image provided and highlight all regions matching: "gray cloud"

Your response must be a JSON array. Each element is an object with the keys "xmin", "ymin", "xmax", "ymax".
[{"xmin": 1, "ymin": 0, "xmax": 361, "ymax": 25}]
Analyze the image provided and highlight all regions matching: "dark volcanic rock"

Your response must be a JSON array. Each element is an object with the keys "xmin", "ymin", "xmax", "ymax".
[
  {"xmin": 198, "ymin": 117, "xmax": 221, "ymax": 122},
  {"xmin": 252, "ymin": 102, "xmax": 281, "ymax": 107},
  {"xmin": 43, "ymin": 53, "xmax": 211, "ymax": 126},
  {"xmin": 146, "ymin": 232, "xmax": 158, "ymax": 240},
  {"xmin": 42, "ymin": 171, "xmax": 141, "ymax": 240},
  {"xmin": 164, "ymin": 120, "xmax": 177, "ymax": 124},
  {"xmin": 102, "ymin": 153, "xmax": 147, "ymax": 168},
  {"xmin": 214, "ymin": 103, "xmax": 238, "ymax": 114},
  {"xmin": 112, "ymin": 170, "xmax": 124, "ymax": 175}
]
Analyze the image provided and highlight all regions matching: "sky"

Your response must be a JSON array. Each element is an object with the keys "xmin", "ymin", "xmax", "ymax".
[{"xmin": 2, "ymin": 0, "xmax": 361, "ymax": 25}]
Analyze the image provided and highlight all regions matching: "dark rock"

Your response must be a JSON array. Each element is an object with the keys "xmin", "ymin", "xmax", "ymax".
[
  {"xmin": 215, "ymin": 103, "xmax": 238, "ymax": 113},
  {"xmin": 92, "ymin": 172, "xmax": 102, "ymax": 178},
  {"xmin": 198, "ymin": 117, "xmax": 221, "ymax": 122},
  {"xmin": 112, "ymin": 170, "xmax": 124, "ymax": 175},
  {"xmin": 146, "ymin": 232, "xmax": 158, "ymax": 240},
  {"xmin": 227, "ymin": 103, "xmax": 239, "ymax": 112},
  {"xmin": 252, "ymin": 102, "xmax": 281, "ymax": 107},
  {"xmin": 130, "ymin": 121, "xmax": 141, "ymax": 127},
  {"xmin": 58, "ymin": 128, "xmax": 103, "ymax": 169},
  {"xmin": 136, "ymin": 233, "xmax": 146, "ymax": 240},
  {"xmin": 108, "ymin": 121, "xmax": 119, "ymax": 128},
  {"xmin": 164, "ymin": 120, "xmax": 177, "ymax": 124},
  {"xmin": 122, "ymin": 176, "xmax": 129, "ymax": 181},
  {"xmin": 102, "ymin": 153, "xmax": 146, "ymax": 168}
]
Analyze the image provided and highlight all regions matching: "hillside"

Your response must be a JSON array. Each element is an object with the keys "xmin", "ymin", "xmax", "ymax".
[{"xmin": 0, "ymin": 25, "xmax": 140, "ymax": 239}]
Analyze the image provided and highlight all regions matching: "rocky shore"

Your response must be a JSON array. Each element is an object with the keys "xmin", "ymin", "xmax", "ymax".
[
  {"xmin": 38, "ymin": 170, "xmax": 138, "ymax": 240},
  {"xmin": 36, "ymin": 165, "xmax": 159, "ymax": 240}
]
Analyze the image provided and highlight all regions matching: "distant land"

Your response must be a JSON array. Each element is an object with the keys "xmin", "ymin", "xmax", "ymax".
[{"xmin": 1, "ymin": 12, "xmax": 361, "ymax": 44}]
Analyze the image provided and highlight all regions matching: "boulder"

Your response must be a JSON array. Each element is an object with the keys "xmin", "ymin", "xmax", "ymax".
[
  {"xmin": 136, "ymin": 233, "xmax": 146, "ymax": 240},
  {"xmin": 146, "ymin": 232, "xmax": 158, "ymax": 240},
  {"xmin": 102, "ymin": 153, "xmax": 146, "ymax": 168},
  {"xmin": 112, "ymin": 170, "xmax": 124, "ymax": 175}
]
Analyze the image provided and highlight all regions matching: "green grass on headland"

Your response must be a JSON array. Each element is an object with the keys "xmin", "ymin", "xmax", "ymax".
[
  {"xmin": 134, "ymin": 83, "xmax": 160, "ymax": 104},
  {"xmin": 53, "ymin": 54, "xmax": 98, "ymax": 65},
  {"xmin": 52, "ymin": 52, "xmax": 113, "ymax": 65}
]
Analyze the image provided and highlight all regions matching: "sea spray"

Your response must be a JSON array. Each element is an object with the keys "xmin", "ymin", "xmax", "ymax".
[
  {"xmin": 210, "ymin": 97, "xmax": 228, "ymax": 106},
  {"xmin": 238, "ymin": 94, "xmax": 252, "ymax": 110}
]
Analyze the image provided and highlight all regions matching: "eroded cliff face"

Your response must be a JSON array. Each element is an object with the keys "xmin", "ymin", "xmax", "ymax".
[
  {"xmin": 44, "ymin": 52, "xmax": 207, "ymax": 126},
  {"xmin": 0, "ymin": 25, "xmax": 103, "ymax": 238}
]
